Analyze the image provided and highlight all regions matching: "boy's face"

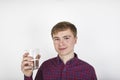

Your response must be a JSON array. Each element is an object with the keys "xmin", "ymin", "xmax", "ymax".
[{"xmin": 52, "ymin": 29, "xmax": 77, "ymax": 56}]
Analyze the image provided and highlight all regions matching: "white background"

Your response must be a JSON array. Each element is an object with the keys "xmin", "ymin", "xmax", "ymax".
[{"xmin": 0, "ymin": 0, "xmax": 120, "ymax": 80}]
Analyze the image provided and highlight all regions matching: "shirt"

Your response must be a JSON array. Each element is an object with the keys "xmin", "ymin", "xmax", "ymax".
[{"xmin": 25, "ymin": 53, "xmax": 97, "ymax": 80}]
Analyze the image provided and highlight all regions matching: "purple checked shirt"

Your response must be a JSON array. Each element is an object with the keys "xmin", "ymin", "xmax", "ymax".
[{"xmin": 25, "ymin": 53, "xmax": 97, "ymax": 80}]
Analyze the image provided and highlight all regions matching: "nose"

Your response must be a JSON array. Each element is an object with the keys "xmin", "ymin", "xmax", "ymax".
[{"xmin": 59, "ymin": 39, "xmax": 64, "ymax": 46}]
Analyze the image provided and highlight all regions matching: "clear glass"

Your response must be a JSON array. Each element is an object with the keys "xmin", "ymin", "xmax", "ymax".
[{"xmin": 29, "ymin": 49, "xmax": 40, "ymax": 70}]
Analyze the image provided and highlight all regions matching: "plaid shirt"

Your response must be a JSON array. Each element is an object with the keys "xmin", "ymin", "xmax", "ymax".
[{"xmin": 25, "ymin": 53, "xmax": 97, "ymax": 80}]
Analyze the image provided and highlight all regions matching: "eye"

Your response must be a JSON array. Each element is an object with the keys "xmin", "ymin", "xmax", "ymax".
[
  {"xmin": 53, "ymin": 38, "xmax": 60, "ymax": 41},
  {"xmin": 64, "ymin": 36, "xmax": 70, "ymax": 40},
  {"xmin": 64, "ymin": 37, "xmax": 70, "ymax": 40}
]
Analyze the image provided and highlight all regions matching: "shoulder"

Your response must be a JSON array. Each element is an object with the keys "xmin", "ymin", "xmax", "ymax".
[
  {"xmin": 74, "ymin": 58, "xmax": 97, "ymax": 79},
  {"xmin": 74, "ymin": 53, "xmax": 95, "ymax": 69},
  {"xmin": 75, "ymin": 58, "xmax": 95, "ymax": 71}
]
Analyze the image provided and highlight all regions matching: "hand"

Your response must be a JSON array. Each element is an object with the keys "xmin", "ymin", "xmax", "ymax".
[{"xmin": 21, "ymin": 52, "xmax": 33, "ymax": 77}]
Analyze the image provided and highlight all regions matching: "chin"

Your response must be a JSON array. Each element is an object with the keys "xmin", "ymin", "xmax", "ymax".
[{"xmin": 58, "ymin": 52, "xmax": 68, "ymax": 56}]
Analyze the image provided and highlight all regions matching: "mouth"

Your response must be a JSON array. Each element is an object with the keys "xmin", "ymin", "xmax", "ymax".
[{"xmin": 59, "ymin": 47, "xmax": 67, "ymax": 51}]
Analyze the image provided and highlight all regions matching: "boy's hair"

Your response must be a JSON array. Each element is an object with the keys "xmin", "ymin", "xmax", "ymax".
[{"xmin": 51, "ymin": 21, "xmax": 77, "ymax": 37}]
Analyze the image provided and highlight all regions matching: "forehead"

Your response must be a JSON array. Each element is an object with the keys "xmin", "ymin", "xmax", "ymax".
[{"xmin": 52, "ymin": 29, "xmax": 73, "ymax": 37}]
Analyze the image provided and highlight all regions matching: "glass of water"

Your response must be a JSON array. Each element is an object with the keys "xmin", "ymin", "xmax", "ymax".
[{"xmin": 29, "ymin": 49, "xmax": 40, "ymax": 70}]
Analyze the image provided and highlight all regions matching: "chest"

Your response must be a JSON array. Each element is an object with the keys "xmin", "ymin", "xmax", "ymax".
[{"xmin": 42, "ymin": 64, "xmax": 89, "ymax": 80}]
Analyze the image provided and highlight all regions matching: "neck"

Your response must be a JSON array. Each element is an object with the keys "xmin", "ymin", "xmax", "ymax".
[{"xmin": 59, "ymin": 52, "xmax": 74, "ymax": 64}]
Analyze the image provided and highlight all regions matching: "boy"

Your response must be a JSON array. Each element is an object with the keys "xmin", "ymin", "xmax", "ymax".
[{"xmin": 21, "ymin": 21, "xmax": 97, "ymax": 80}]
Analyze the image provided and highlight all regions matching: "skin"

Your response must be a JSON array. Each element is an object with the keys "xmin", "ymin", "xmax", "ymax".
[
  {"xmin": 21, "ymin": 52, "xmax": 40, "ymax": 77},
  {"xmin": 21, "ymin": 28, "xmax": 77, "ymax": 77},
  {"xmin": 52, "ymin": 29, "xmax": 77, "ymax": 64}
]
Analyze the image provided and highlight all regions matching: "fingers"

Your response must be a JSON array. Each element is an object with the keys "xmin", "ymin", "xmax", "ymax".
[
  {"xmin": 23, "ymin": 66, "xmax": 33, "ymax": 70},
  {"xmin": 22, "ymin": 59, "xmax": 33, "ymax": 66},
  {"xmin": 21, "ymin": 60, "xmax": 33, "ymax": 70},
  {"xmin": 23, "ymin": 52, "xmax": 29, "ymax": 58},
  {"xmin": 21, "ymin": 52, "xmax": 41, "ymax": 71},
  {"xmin": 21, "ymin": 53, "xmax": 34, "ymax": 71},
  {"xmin": 23, "ymin": 56, "xmax": 33, "ymax": 61}
]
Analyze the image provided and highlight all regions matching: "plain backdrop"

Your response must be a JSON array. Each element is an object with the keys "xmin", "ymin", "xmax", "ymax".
[{"xmin": 0, "ymin": 0, "xmax": 120, "ymax": 80}]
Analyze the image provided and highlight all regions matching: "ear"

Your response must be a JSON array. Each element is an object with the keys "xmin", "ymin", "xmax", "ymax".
[{"xmin": 75, "ymin": 36, "xmax": 77, "ymax": 44}]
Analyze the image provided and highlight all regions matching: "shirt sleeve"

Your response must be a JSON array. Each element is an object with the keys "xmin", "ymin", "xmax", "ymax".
[{"xmin": 24, "ymin": 75, "xmax": 33, "ymax": 80}]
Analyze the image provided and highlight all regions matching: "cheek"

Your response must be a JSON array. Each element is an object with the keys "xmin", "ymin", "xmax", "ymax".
[
  {"xmin": 68, "ymin": 40, "xmax": 76, "ymax": 46},
  {"xmin": 53, "ymin": 43, "xmax": 58, "ymax": 49}
]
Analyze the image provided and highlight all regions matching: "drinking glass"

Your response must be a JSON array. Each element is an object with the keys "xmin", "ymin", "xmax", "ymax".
[{"xmin": 29, "ymin": 49, "xmax": 40, "ymax": 70}]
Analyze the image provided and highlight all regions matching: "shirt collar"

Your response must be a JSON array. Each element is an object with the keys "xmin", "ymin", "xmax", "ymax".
[{"xmin": 56, "ymin": 53, "xmax": 78, "ymax": 65}]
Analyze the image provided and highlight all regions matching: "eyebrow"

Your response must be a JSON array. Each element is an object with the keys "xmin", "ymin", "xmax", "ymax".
[
  {"xmin": 52, "ymin": 37, "xmax": 59, "ymax": 39},
  {"xmin": 53, "ymin": 35, "xmax": 71, "ymax": 39},
  {"xmin": 63, "ymin": 35, "xmax": 71, "ymax": 38}
]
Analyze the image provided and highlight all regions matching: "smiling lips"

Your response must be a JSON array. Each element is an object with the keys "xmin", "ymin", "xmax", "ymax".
[{"xmin": 59, "ymin": 47, "xmax": 67, "ymax": 51}]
